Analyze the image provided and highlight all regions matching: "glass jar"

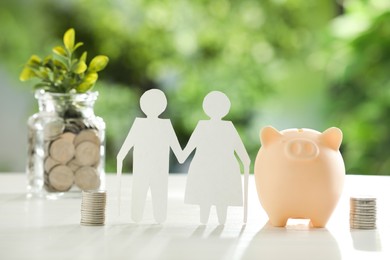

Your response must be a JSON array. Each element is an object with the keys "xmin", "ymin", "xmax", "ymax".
[{"xmin": 27, "ymin": 90, "xmax": 105, "ymax": 198}]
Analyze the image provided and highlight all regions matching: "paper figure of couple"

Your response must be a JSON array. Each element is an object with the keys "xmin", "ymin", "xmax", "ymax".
[{"xmin": 117, "ymin": 89, "xmax": 250, "ymax": 224}]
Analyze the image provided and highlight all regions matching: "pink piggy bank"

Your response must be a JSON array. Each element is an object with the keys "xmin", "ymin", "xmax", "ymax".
[{"xmin": 254, "ymin": 126, "xmax": 345, "ymax": 228}]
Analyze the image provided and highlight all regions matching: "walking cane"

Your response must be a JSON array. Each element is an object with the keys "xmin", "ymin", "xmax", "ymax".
[
  {"xmin": 117, "ymin": 159, "xmax": 123, "ymax": 216},
  {"xmin": 244, "ymin": 168, "xmax": 249, "ymax": 223}
]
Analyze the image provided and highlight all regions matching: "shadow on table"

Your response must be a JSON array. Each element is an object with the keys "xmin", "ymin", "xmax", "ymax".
[
  {"xmin": 0, "ymin": 193, "xmax": 27, "ymax": 204},
  {"xmin": 241, "ymin": 222, "xmax": 341, "ymax": 260},
  {"xmin": 158, "ymin": 224, "xmax": 243, "ymax": 260},
  {"xmin": 350, "ymin": 229, "xmax": 381, "ymax": 251}
]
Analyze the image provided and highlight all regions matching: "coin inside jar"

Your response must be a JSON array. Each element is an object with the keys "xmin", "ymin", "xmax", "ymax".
[
  {"xmin": 44, "ymin": 120, "xmax": 65, "ymax": 140},
  {"xmin": 48, "ymin": 165, "xmax": 74, "ymax": 192},
  {"xmin": 75, "ymin": 141, "xmax": 100, "ymax": 166},
  {"xmin": 50, "ymin": 138, "xmax": 75, "ymax": 164},
  {"xmin": 44, "ymin": 156, "xmax": 61, "ymax": 173},
  {"xmin": 67, "ymin": 158, "xmax": 81, "ymax": 172},
  {"xmin": 74, "ymin": 130, "xmax": 100, "ymax": 147},
  {"xmin": 60, "ymin": 132, "xmax": 76, "ymax": 143},
  {"xmin": 75, "ymin": 166, "xmax": 100, "ymax": 190}
]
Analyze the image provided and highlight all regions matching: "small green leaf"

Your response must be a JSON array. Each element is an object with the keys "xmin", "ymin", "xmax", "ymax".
[
  {"xmin": 63, "ymin": 28, "xmax": 75, "ymax": 51},
  {"xmin": 35, "ymin": 69, "xmax": 49, "ymax": 80},
  {"xmin": 53, "ymin": 46, "xmax": 67, "ymax": 57},
  {"xmin": 53, "ymin": 59, "xmax": 67, "ymax": 70},
  {"xmin": 73, "ymin": 42, "xmax": 84, "ymax": 52},
  {"xmin": 80, "ymin": 51, "xmax": 87, "ymax": 63},
  {"xmin": 76, "ymin": 72, "xmax": 98, "ymax": 93},
  {"xmin": 43, "ymin": 55, "xmax": 53, "ymax": 65},
  {"xmin": 72, "ymin": 61, "xmax": 87, "ymax": 74},
  {"xmin": 89, "ymin": 55, "xmax": 109, "ymax": 72},
  {"xmin": 84, "ymin": 72, "xmax": 98, "ymax": 84},
  {"xmin": 19, "ymin": 67, "xmax": 36, "ymax": 81},
  {"xmin": 27, "ymin": 55, "xmax": 42, "ymax": 66},
  {"xmin": 76, "ymin": 82, "xmax": 92, "ymax": 93}
]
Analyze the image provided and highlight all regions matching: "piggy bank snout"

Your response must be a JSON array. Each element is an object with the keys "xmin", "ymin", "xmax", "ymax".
[{"xmin": 285, "ymin": 139, "xmax": 319, "ymax": 160}]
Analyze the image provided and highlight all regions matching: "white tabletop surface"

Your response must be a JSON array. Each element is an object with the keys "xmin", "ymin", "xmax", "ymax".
[{"xmin": 0, "ymin": 173, "xmax": 389, "ymax": 260}]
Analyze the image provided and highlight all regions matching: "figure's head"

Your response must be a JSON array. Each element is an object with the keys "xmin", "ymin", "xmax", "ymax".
[
  {"xmin": 203, "ymin": 91, "xmax": 231, "ymax": 120},
  {"xmin": 140, "ymin": 89, "xmax": 167, "ymax": 118}
]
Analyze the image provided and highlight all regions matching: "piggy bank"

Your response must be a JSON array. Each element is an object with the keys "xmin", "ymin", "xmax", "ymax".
[{"xmin": 254, "ymin": 126, "xmax": 345, "ymax": 228}]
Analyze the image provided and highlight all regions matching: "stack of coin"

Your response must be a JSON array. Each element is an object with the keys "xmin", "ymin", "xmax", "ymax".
[
  {"xmin": 43, "ymin": 119, "xmax": 102, "ymax": 192},
  {"xmin": 81, "ymin": 190, "xmax": 107, "ymax": 226},
  {"xmin": 350, "ymin": 196, "xmax": 377, "ymax": 230}
]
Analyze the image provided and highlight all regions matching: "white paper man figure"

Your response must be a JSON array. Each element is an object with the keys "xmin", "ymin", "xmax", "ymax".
[
  {"xmin": 181, "ymin": 91, "xmax": 250, "ymax": 224},
  {"xmin": 117, "ymin": 89, "xmax": 183, "ymax": 223}
]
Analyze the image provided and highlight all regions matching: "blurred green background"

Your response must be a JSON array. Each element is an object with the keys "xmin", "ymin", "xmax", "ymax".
[{"xmin": 0, "ymin": 0, "xmax": 389, "ymax": 175}]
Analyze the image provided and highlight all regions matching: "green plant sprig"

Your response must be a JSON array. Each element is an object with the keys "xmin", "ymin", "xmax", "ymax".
[{"xmin": 20, "ymin": 28, "xmax": 109, "ymax": 93}]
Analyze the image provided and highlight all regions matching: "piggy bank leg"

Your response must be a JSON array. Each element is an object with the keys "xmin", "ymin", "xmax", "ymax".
[
  {"xmin": 268, "ymin": 214, "xmax": 288, "ymax": 227},
  {"xmin": 310, "ymin": 214, "xmax": 332, "ymax": 228}
]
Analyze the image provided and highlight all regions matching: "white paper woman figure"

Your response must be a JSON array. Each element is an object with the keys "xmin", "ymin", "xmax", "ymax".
[
  {"xmin": 117, "ymin": 89, "xmax": 183, "ymax": 223},
  {"xmin": 182, "ymin": 91, "xmax": 250, "ymax": 224}
]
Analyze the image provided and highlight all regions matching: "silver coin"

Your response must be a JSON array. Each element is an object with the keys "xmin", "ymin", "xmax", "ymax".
[
  {"xmin": 81, "ymin": 215, "xmax": 105, "ymax": 219},
  {"xmin": 81, "ymin": 217, "xmax": 105, "ymax": 221},
  {"xmin": 350, "ymin": 225, "xmax": 376, "ymax": 230},
  {"xmin": 350, "ymin": 208, "xmax": 376, "ymax": 212},
  {"xmin": 82, "ymin": 204, "xmax": 106, "ymax": 208},
  {"xmin": 350, "ymin": 199, "xmax": 376, "ymax": 203},
  {"xmin": 81, "ymin": 221, "xmax": 105, "ymax": 224},
  {"xmin": 82, "ymin": 194, "xmax": 107, "ymax": 199},
  {"xmin": 350, "ymin": 219, "xmax": 376, "ymax": 223},
  {"xmin": 82, "ymin": 205, "xmax": 106, "ymax": 208},
  {"xmin": 81, "ymin": 213, "xmax": 105, "ymax": 217},
  {"xmin": 350, "ymin": 203, "xmax": 376, "ymax": 207},
  {"xmin": 82, "ymin": 195, "xmax": 106, "ymax": 199},
  {"xmin": 350, "ymin": 210, "xmax": 376, "ymax": 214},
  {"xmin": 82, "ymin": 199, "xmax": 106, "ymax": 204},
  {"xmin": 350, "ymin": 204, "xmax": 376, "ymax": 208},
  {"xmin": 80, "ymin": 190, "xmax": 107, "ymax": 226},
  {"xmin": 83, "ymin": 189, "xmax": 106, "ymax": 194},
  {"xmin": 350, "ymin": 196, "xmax": 376, "ymax": 200},
  {"xmin": 81, "ymin": 207, "xmax": 106, "ymax": 211},
  {"xmin": 81, "ymin": 214, "xmax": 105, "ymax": 218},
  {"xmin": 44, "ymin": 120, "xmax": 65, "ymax": 140},
  {"xmin": 350, "ymin": 216, "xmax": 376, "ymax": 220},
  {"xmin": 350, "ymin": 219, "xmax": 376, "ymax": 224},
  {"xmin": 82, "ymin": 203, "xmax": 106, "ymax": 207},
  {"xmin": 82, "ymin": 198, "xmax": 106, "ymax": 202},
  {"xmin": 81, "ymin": 214, "xmax": 105, "ymax": 219},
  {"xmin": 82, "ymin": 207, "xmax": 105, "ymax": 211},
  {"xmin": 350, "ymin": 224, "xmax": 376, "ymax": 228},
  {"xmin": 82, "ymin": 212, "xmax": 105, "ymax": 215},
  {"xmin": 82, "ymin": 197, "xmax": 106, "ymax": 200}
]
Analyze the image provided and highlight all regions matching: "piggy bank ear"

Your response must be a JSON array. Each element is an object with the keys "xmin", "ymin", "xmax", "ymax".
[
  {"xmin": 320, "ymin": 127, "xmax": 343, "ymax": 150},
  {"xmin": 260, "ymin": 126, "xmax": 282, "ymax": 147}
]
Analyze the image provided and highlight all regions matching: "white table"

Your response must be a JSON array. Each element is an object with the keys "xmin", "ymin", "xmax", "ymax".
[{"xmin": 0, "ymin": 173, "xmax": 389, "ymax": 260}]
